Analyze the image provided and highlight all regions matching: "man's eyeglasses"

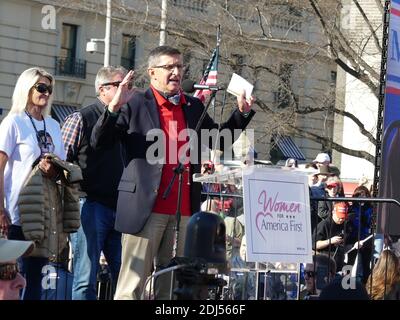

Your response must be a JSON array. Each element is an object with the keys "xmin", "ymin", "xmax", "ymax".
[
  {"xmin": 0, "ymin": 263, "xmax": 19, "ymax": 281},
  {"xmin": 101, "ymin": 81, "xmax": 133, "ymax": 90},
  {"xmin": 33, "ymin": 83, "xmax": 53, "ymax": 95},
  {"xmin": 151, "ymin": 64, "xmax": 185, "ymax": 72},
  {"xmin": 304, "ymin": 270, "xmax": 316, "ymax": 278}
]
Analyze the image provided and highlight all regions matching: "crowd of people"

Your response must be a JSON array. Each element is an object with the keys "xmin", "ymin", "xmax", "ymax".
[
  {"xmin": 282, "ymin": 153, "xmax": 399, "ymax": 299},
  {"xmin": 200, "ymin": 153, "xmax": 400, "ymax": 300}
]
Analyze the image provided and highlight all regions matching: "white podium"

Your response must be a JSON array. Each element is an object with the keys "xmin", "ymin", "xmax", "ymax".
[
  {"xmin": 194, "ymin": 165, "xmax": 313, "ymax": 300},
  {"xmin": 194, "ymin": 165, "xmax": 313, "ymax": 264}
]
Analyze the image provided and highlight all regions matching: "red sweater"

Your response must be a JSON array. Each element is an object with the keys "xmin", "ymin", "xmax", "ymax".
[{"xmin": 151, "ymin": 86, "xmax": 191, "ymax": 216}]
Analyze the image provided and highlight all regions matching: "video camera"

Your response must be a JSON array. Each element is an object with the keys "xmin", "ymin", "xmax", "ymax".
[{"xmin": 173, "ymin": 211, "xmax": 228, "ymax": 300}]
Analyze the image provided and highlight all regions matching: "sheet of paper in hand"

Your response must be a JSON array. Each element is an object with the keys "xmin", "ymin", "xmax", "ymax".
[{"xmin": 227, "ymin": 73, "xmax": 254, "ymax": 102}]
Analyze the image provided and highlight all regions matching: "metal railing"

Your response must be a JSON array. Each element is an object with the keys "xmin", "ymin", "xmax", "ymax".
[
  {"xmin": 55, "ymin": 57, "xmax": 86, "ymax": 79},
  {"xmin": 310, "ymin": 196, "xmax": 400, "ymax": 207}
]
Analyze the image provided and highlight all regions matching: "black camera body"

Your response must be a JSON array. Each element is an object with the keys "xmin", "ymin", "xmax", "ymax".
[{"xmin": 174, "ymin": 211, "xmax": 227, "ymax": 300}]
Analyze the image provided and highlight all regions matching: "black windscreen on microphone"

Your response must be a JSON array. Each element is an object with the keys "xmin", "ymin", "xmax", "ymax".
[{"xmin": 181, "ymin": 79, "xmax": 197, "ymax": 93}]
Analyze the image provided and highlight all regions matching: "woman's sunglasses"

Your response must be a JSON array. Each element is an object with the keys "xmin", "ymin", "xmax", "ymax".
[
  {"xmin": 33, "ymin": 83, "xmax": 53, "ymax": 95},
  {"xmin": 0, "ymin": 263, "xmax": 19, "ymax": 281}
]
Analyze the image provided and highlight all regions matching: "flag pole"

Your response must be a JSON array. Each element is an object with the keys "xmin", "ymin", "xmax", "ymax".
[{"xmin": 213, "ymin": 25, "xmax": 221, "ymax": 120}]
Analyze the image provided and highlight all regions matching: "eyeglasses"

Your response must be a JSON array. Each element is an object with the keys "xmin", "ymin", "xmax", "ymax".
[
  {"xmin": 326, "ymin": 185, "xmax": 338, "ymax": 189},
  {"xmin": 151, "ymin": 64, "xmax": 185, "ymax": 72},
  {"xmin": 304, "ymin": 270, "xmax": 316, "ymax": 278},
  {"xmin": 33, "ymin": 83, "xmax": 53, "ymax": 95},
  {"xmin": 0, "ymin": 263, "xmax": 19, "ymax": 281},
  {"xmin": 101, "ymin": 81, "xmax": 133, "ymax": 90}
]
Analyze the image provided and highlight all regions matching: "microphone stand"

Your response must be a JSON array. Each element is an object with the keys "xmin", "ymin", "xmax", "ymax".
[
  {"xmin": 207, "ymin": 90, "xmax": 227, "ymax": 213},
  {"xmin": 162, "ymin": 89, "xmax": 220, "ymax": 299}
]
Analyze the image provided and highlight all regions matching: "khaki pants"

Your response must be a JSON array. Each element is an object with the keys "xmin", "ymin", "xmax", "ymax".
[{"xmin": 114, "ymin": 213, "xmax": 189, "ymax": 300}]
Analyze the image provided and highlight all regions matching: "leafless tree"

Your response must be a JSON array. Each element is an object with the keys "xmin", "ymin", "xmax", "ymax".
[{"xmin": 43, "ymin": 0, "xmax": 384, "ymax": 163}]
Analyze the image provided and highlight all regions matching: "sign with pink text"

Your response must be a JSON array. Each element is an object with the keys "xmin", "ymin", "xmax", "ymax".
[{"xmin": 242, "ymin": 167, "xmax": 312, "ymax": 263}]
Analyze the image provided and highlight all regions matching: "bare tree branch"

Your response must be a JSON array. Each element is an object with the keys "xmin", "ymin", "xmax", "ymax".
[
  {"xmin": 255, "ymin": 6, "xmax": 271, "ymax": 38},
  {"xmin": 289, "ymin": 125, "xmax": 375, "ymax": 163},
  {"xmin": 352, "ymin": 0, "xmax": 382, "ymax": 51},
  {"xmin": 308, "ymin": 0, "xmax": 379, "ymax": 95},
  {"xmin": 255, "ymin": 100, "xmax": 375, "ymax": 163},
  {"xmin": 334, "ymin": 57, "xmax": 378, "ymax": 94},
  {"xmin": 374, "ymin": 0, "xmax": 384, "ymax": 15},
  {"xmin": 167, "ymin": 30, "xmax": 209, "ymax": 50},
  {"xmin": 44, "ymin": 0, "xmax": 381, "ymax": 164},
  {"xmin": 296, "ymin": 105, "xmax": 377, "ymax": 145}
]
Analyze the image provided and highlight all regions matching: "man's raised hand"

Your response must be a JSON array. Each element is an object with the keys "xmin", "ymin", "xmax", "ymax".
[{"xmin": 108, "ymin": 70, "xmax": 136, "ymax": 113}]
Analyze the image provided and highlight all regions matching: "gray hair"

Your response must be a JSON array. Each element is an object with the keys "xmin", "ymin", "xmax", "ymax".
[
  {"xmin": 148, "ymin": 46, "xmax": 181, "ymax": 68},
  {"xmin": 9, "ymin": 67, "xmax": 54, "ymax": 116},
  {"xmin": 95, "ymin": 66, "xmax": 128, "ymax": 95}
]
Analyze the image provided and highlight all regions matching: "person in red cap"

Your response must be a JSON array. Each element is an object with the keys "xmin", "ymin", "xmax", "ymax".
[
  {"xmin": 317, "ymin": 176, "xmax": 345, "ymax": 220},
  {"xmin": 313, "ymin": 202, "xmax": 350, "ymax": 273}
]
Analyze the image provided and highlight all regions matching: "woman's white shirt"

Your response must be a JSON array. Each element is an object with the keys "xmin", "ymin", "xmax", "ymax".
[{"xmin": 0, "ymin": 112, "xmax": 66, "ymax": 225}]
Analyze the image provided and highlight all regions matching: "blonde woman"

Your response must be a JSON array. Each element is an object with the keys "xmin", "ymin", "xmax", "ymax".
[{"xmin": 0, "ymin": 67, "xmax": 68, "ymax": 300}]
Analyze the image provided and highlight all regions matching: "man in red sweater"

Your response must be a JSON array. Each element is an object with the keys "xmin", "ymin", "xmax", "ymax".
[{"xmin": 91, "ymin": 46, "xmax": 255, "ymax": 299}]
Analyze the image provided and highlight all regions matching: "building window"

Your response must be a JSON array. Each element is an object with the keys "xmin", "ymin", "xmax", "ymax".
[
  {"xmin": 274, "ymin": 63, "xmax": 293, "ymax": 108},
  {"xmin": 183, "ymin": 51, "xmax": 191, "ymax": 79},
  {"xmin": 271, "ymin": 7, "xmax": 303, "ymax": 34},
  {"xmin": 55, "ymin": 23, "xmax": 86, "ymax": 78},
  {"xmin": 231, "ymin": 54, "xmax": 244, "ymax": 75},
  {"xmin": 196, "ymin": 58, "xmax": 210, "ymax": 80},
  {"xmin": 61, "ymin": 23, "xmax": 77, "ymax": 61},
  {"xmin": 272, "ymin": 17, "xmax": 302, "ymax": 33},
  {"xmin": 172, "ymin": 0, "xmax": 207, "ymax": 13},
  {"xmin": 231, "ymin": 6, "xmax": 257, "ymax": 24},
  {"xmin": 121, "ymin": 34, "xmax": 136, "ymax": 70},
  {"xmin": 330, "ymin": 71, "xmax": 337, "ymax": 86}
]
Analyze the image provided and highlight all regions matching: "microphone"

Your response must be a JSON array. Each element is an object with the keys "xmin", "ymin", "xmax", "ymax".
[{"xmin": 181, "ymin": 79, "xmax": 224, "ymax": 93}]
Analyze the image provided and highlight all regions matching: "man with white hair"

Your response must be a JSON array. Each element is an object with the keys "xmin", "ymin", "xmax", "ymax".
[{"xmin": 0, "ymin": 238, "xmax": 34, "ymax": 300}]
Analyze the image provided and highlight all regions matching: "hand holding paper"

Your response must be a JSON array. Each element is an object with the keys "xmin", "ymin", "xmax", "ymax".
[
  {"xmin": 227, "ymin": 73, "xmax": 255, "ymax": 113},
  {"xmin": 345, "ymin": 234, "xmax": 374, "ymax": 254},
  {"xmin": 227, "ymin": 73, "xmax": 254, "ymax": 101}
]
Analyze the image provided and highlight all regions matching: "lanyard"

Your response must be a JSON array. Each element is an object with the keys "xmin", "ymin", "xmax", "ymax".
[{"xmin": 25, "ymin": 110, "xmax": 47, "ymax": 151}]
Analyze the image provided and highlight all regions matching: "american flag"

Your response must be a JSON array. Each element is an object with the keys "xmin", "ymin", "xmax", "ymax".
[{"xmin": 193, "ymin": 46, "xmax": 219, "ymax": 103}]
